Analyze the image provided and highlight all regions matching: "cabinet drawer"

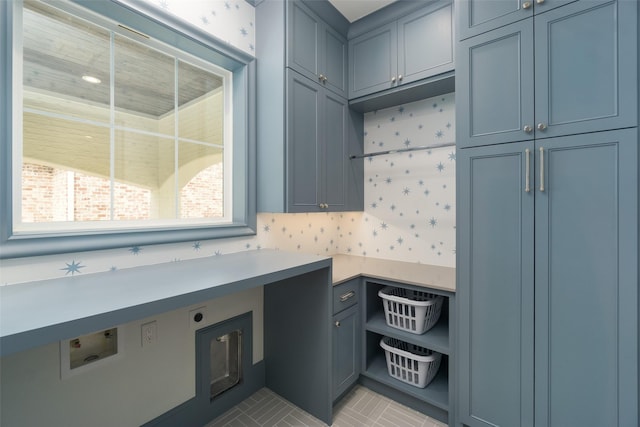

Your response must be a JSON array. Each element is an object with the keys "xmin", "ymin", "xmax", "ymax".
[{"xmin": 333, "ymin": 280, "xmax": 359, "ymax": 314}]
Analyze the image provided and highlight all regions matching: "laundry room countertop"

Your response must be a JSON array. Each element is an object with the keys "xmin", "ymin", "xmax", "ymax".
[
  {"xmin": 0, "ymin": 250, "xmax": 331, "ymax": 357},
  {"xmin": 331, "ymin": 254, "xmax": 455, "ymax": 292}
]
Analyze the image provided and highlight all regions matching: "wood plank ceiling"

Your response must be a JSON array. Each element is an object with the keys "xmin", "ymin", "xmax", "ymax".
[{"xmin": 23, "ymin": 0, "xmax": 222, "ymax": 118}]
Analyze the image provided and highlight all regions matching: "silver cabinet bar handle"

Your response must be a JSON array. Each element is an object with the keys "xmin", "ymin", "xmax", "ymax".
[
  {"xmin": 525, "ymin": 148, "xmax": 531, "ymax": 193},
  {"xmin": 539, "ymin": 147, "xmax": 545, "ymax": 192},
  {"xmin": 340, "ymin": 291, "xmax": 355, "ymax": 302}
]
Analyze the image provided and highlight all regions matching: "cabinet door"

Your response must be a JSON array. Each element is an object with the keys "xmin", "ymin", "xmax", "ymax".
[
  {"xmin": 397, "ymin": 0, "xmax": 454, "ymax": 85},
  {"xmin": 457, "ymin": 142, "xmax": 534, "ymax": 427},
  {"xmin": 457, "ymin": 0, "xmax": 532, "ymax": 40},
  {"xmin": 322, "ymin": 91, "xmax": 348, "ymax": 210},
  {"xmin": 333, "ymin": 304, "xmax": 360, "ymax": 400},
  {"xmin": 457, "ymin": 0, "xmax": 575, "ymax": 40},
  {"xmin": 286, "ymin": 70, "xmax": 321, "ymax": 212},
  {"xmin": 533, "ymin": 0, "xmax": 637, "ymax": 139},
  {"xmin": 322, "ymin": 25, "xmax": 347, "ymax": 98},
  {"xmin": 457, "ymin": 20, "xmax": 534, "ymax": 148},
  {"xmin": 287, "ymin": 1, "xmax": 320, "ymax": 83},
  {"xmin": 348, "ymin": 22, "xmax": 397, "ymax": 99},
  {"xmin": 534, "ymin": 129, "xmax": 638, "ymax": 427}
]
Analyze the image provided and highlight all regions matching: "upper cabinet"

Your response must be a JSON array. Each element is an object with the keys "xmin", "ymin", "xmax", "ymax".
[
  {"xmin": 457, "ymin": 0, "xmax": 638, "ymax": 148},
  {"xmin": 457, "ymin": 0, "xmax": 577, "ymax": 40},
  {"xmin": 286, "ymin": 70, "xmax": 356, "ymax": 212},
  {"xmin": 348, "ymin": 0, "xmax": 454, "ymax": 100},
  {"xmin": 256, "ymin": 0, "xmax": 363, "ymax": 213},
  {"xmin": 287, "ymin": 1, "xmax": 348, "ymax": 98}
]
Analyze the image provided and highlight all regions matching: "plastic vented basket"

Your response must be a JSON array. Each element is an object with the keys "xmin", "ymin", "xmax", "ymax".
[
  {"xmin": 380, "ymin": 337, "xmax": 442, "ymax": 388},
  {"xmin": 378, "ymin": 287, "xmax": 444, "ymax": 334}
]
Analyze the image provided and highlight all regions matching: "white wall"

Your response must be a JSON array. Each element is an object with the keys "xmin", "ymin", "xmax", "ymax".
[{"xmin": 0, "ymin": 287, "xmax": 263, "ymax": 427}]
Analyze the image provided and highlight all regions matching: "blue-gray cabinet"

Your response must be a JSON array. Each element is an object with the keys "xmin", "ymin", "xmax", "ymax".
[
  {"xmin": 256, "ymin": 0, "xmax": 363, "ymax": 213},
  {"xmin": 348, "ymin": 0, "xmax": 454, "ymax": 100},
  {"xmin": 533, "ymin": 129, "xmax": 638, "ymax": 427},
  {"xmin": 457, "ymin": 0, "xmax": 576, "ymax": 40},
  {"xmin": 457, "ymin": 0, "xmax": 637, "ymax": 149},
  {"xmin": 332, "ymin": 280, "xmax": 360, "ymax": 400},
  {"xmin": 457, "ymin": 141, "xmax": 535, "ymax": 427},
  {"xmin": 457, "ymin": 129, "xmax": 638, "ymax": 427},
  {"xmin": 287, "ymin": 70, "xmax": 350, "ymax": 212},
  {"xmin": 287, "ymin": 0, "xmax": 347, "ymax": 98}
]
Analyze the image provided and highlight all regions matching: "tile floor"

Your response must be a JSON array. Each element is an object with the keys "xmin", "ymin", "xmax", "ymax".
[{"xmin": 204, "ymin": 385, "xmax": 447, "ymax": 427}]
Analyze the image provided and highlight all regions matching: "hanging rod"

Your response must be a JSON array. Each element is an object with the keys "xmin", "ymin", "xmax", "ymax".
[{"xmin": 349, "ymin": 141, "xmax": 456, "ymax": 159}]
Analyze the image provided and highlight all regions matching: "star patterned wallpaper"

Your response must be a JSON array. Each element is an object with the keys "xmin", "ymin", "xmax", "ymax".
[
  {"xmin": 0, "ymin": 93, "xmax": 455, "ymax": 285},
  {"xmin": 353, "ymin": 93, "xmax": 456, "ymax": 264},
  {"xmin": 138, "ymin": 0, "xmax": 256, "ymax": 55},
  {"xmin": 256, "ymin": 93, "xmax": 456, "ymax": 265}
]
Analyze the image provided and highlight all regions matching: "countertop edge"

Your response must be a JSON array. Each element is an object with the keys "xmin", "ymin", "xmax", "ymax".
[
  {"xmin": 331, "ymin": 254, "xmax": 456, "ymax": 293},
  {"xmin": 0, "ymin": 250, "xmax": 331, "ymax": 357}
]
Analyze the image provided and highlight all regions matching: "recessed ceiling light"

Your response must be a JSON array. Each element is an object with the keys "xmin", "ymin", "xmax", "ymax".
[{"xmin": 82, "ymin": 75, "xmax": 101, "ymax": 84}]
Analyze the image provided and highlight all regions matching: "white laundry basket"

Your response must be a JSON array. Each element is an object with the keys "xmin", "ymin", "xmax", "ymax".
[
  {"xmin": 380, "ymin": 337, "xmax": 442, "ymax": 388},
  {"xmin": 378, "ymin": 287, "xmax": 444, "ymax": 334}
]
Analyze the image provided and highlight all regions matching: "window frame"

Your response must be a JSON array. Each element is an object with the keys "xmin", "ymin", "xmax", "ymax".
[{"xmin": 0, "ymin": 0, "xmax": 257, "ymax": 259}]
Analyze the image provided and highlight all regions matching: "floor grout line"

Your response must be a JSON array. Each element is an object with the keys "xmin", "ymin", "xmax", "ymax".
[{"xmin": 205, "ymin": 385, "xmax": 442, "ymax": 427}]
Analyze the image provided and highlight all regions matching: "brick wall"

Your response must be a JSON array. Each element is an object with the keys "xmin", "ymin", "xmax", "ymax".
[
  {"xmin": 22, "ymin": 162, "xmax": 223, "ymax": 222},
  {"xmin": 180, "ymin": 163, "xmax": 224, "ymax": 218}
]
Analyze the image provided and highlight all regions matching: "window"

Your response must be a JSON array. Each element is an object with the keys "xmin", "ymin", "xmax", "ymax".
[{"xmin": 0, "ymin": 0, "xmax": 256, "ymax": 258}]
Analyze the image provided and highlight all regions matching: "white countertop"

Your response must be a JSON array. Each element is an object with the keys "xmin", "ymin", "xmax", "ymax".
[{"xmin": 331, "ymin": 254, "xmax": 455, "ymax": 293}]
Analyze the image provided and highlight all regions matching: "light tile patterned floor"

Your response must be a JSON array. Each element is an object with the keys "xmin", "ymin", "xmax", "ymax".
[{"xmin": 204, "ymin": 385, "xmax": 447, "ymax": 427}]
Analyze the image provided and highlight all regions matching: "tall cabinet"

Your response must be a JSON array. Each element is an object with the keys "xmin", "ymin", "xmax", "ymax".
[{"xmin": 456, "ymin": 1, "xmax": 638, "ymax": 426}]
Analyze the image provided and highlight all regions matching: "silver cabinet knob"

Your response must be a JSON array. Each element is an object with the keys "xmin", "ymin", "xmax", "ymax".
[
  {"xmin": 536, "ymin": 0, "xmax": 545, "ymax": 4},
  {"xmin": 398, "ymin": 75, "xmax": 403, "ymax": 81},
  {"xmin": 391, "ymin": 76, "xmax": 396, "ymax": 83},
  {"xmin": 319, "ymin": 74, "xmax": 327, "ymax": 83},
  {"xmin": 335, "ymin": 321, "xmax": 340, "ymax": 327},
  {"xmin": 523, "ymin": 1, "xmax": 532, "ymax": 9},
  {"xmin": 537, "ymin": 122, "xmax": 547, "ymax": 131},
  {"xmin": 523, "ymin": 125, "xmax": 533, "ymax": 133}
]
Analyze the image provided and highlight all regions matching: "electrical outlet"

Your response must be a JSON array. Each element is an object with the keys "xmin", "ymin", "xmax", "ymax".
[
  {"xmin": 141, "ymin": 321, "xmax": 157, "ymax": 347},
  {"xmin": 189, "ymin": 306, "xmax": 207, "ymax": 330}
]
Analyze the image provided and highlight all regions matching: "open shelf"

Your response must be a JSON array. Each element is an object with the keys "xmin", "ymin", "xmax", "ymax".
[
  {"xmin": 361, "ymin": 279, "xmax": 454, "ymax": 421},
  {"xmin": 362, "ymin": 351, "xmax": 449, "ymax": 411},
  {"xmin": 366, "ymin": 311, "xmax": 449, "ymax": 355}
]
